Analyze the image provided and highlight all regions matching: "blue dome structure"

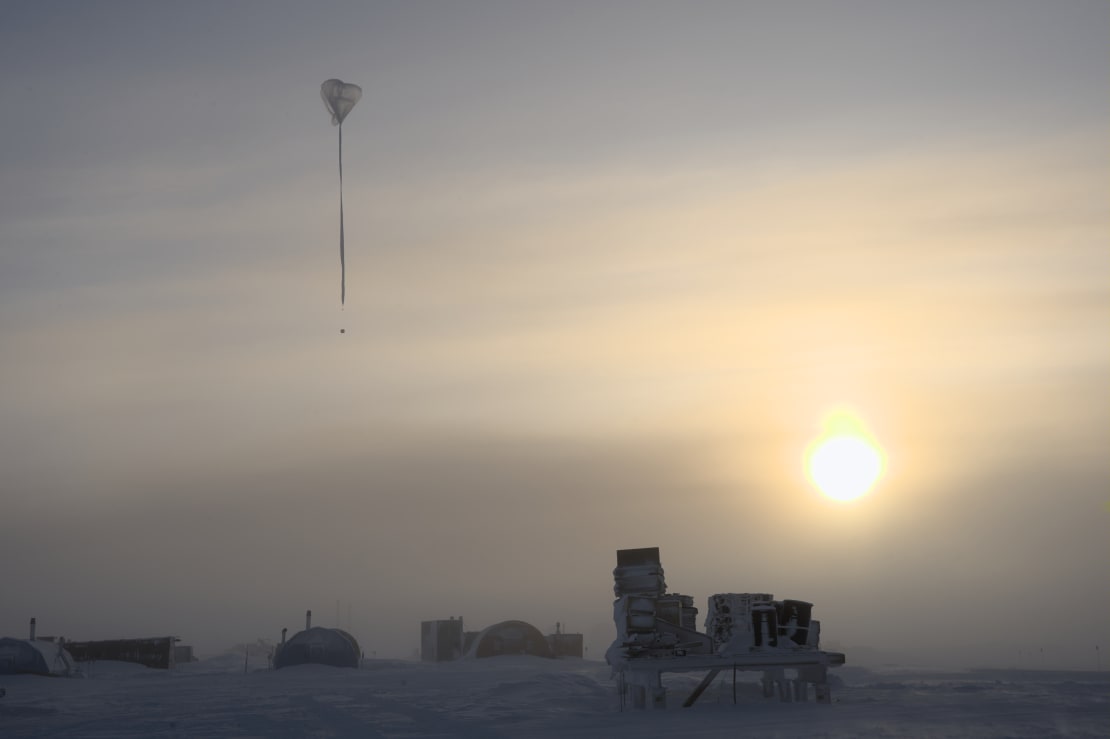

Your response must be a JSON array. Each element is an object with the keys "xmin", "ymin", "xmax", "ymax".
[{"xmin": 273, "ymin": 627, "xmax": 360, "ymax": 670}]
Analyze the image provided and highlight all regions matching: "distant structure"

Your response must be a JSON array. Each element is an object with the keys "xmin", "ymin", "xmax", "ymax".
[
  {"xmin": 420, "ymin": 617, "xmax": 583, "ymax": 662},
  {"xmin": 173, "ymin": 644, "xmax": 197, "ymax": 664},
  {"xmin": 548, "ymin": 622, "xmax": 585, "ymax": 659},
  {"xmin": 0, "ymin": 618, "xmax": 77, "ymax": 676},
  {"xmin": 465, "ymin": 620, "xmax": 553, "ymax": 659},
  {"xmin": 17, "ymin": 616, "xmax": 183, "ymax": 671},
  {"xmin": 606, "ymin": 547, "xmax": 845, "ymax": 709},
  {"xmin": 273, "ymin": 610, "xmax": 361, "ymax": 670},
  {"xmin": 421, "ymin": 617, "xmax": 465, "ymax": 662},
  {"xmin": 65, "ymin": 636, "xmax": 179, "ymax": 669}
]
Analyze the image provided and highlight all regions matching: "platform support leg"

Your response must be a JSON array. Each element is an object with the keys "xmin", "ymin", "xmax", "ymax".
[
  {"xmin": 761, "ymin": 668, "xmax": 785, "ymax": 700},
  {"xmin": 631, "ymin": 684, "xmax": 646, "ymax": 709},
  {"xmin": 651, "ymin": 684, "xmax": 667, "ymax": 709},
  {"xmin": 796, "ymin": 664, "xmax": 831, "ymax": 704},
  {"xmin": 793, "ymin": 678, "xmax": 808, "ymax": 702}
]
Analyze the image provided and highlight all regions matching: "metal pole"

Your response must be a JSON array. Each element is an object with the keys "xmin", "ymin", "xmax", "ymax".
[{"xmin": 683, "ymin": 668, "xmax": 722, "ymax": 708}]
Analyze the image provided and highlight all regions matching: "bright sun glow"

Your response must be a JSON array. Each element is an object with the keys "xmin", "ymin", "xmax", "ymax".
[{"xmin": 806, "ymin": 411, "xmax": 885, "ymax": 502}]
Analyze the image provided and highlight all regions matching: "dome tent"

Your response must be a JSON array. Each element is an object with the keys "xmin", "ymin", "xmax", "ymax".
[
  {"xmin": 464, "ymin": 620, "xmax": 553, "ymax": 659},
  {"xmin": 0, "ymin": 638, "xmax": 76, "ymax": 676},
  {"xmin": 273, "ymin": 627, "xmax": 360, "ymax": 670}
]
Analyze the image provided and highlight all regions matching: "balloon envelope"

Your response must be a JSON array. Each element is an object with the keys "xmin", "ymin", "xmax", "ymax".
[{"xmin": 321, "ymin": 79, "xmax": 362, "ymax": 126}]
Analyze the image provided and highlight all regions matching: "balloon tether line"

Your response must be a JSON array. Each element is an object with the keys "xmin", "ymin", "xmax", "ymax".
[{"xmin": 338, "ymin": 122, "xmax": 345, "ymax": 307}]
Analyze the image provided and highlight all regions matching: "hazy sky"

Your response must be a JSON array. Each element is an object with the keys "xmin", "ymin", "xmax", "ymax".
[{"xmin": 2, "ymin": 0, "xmax": 1107, "ymax": 667}]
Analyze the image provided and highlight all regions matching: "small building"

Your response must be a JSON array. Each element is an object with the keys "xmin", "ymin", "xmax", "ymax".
[
  {"xmin": 421, "ymin": 618, "xmax": 465, "ymax": 662},
  {"xmin": 173, "ymin": 645, "xmax": 197, "ymax": 664},
  {"xmin": 548, "ymin": 629, "xmax": 584, "ymax": 658}
]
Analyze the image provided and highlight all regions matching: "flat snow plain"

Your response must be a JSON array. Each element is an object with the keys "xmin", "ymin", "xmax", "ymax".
[{"xmin": 2, "ymin": 655, "xmax": 1107, "ymax": 738}]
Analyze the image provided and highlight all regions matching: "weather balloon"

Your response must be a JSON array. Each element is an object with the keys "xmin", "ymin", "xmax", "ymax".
[{"xmin": 321, "ymin": 79, "xmax": 362, "ymax": 310}]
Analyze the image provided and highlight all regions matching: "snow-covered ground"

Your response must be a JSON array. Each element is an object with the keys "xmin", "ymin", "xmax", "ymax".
[{"xmin": 2, "ymin": 655, "xmax": 1107, "ymax": 738}]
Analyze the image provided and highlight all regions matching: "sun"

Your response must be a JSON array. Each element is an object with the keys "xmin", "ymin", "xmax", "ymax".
[{"xmin": 805, "ymin": 411, "xmax": 885, "ymax": 502}]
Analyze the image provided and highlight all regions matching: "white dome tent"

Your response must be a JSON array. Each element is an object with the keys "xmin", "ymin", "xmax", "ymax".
[{"xmin": 0, "ymin": 637, "xmax": 76, "ymax": 677}]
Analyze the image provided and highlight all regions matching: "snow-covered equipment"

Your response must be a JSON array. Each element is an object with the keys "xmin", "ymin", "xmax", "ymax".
[{"xmin": 606, "ymin": 547, "xmax": 845, "ymax": 709}]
